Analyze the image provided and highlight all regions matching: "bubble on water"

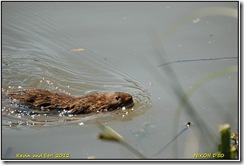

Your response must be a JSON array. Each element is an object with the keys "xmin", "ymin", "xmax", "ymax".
[
  {"xmin": 192, "ymin": 18, "xmax": 200, "ymax": 23},
  {"xmin": 78, "ymin": 122, "xmax": 84, "ymax": 126},
  {"xmin": 46, "ymin": 80, "xmax": 53, "ymax": 85}
]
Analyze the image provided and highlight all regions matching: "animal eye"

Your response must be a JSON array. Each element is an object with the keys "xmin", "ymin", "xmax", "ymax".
[{"xmin": 115, "ymin": 96, "xmax": 121, "ymax": 101}]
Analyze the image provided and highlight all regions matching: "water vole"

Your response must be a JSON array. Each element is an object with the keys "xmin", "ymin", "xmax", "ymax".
[{"xmin": 9, "ymin": 89, "xmax": 134, "ymax": 114}]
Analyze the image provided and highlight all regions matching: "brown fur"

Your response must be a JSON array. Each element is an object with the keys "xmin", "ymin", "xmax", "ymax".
[{"xmin": 9, "ymin": 89, "xmax": 134, "ymax": 114}]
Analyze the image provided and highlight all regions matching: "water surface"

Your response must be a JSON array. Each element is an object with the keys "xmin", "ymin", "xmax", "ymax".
[{"xmin": 2, "ymin": 2, "xmax": 238, "ymax": 159}]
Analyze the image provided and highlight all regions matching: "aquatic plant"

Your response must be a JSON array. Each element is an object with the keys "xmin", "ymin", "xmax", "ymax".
[
  {"xmin": 219, "ymin": 124, "xmax": 238, "ymax": 159},
  {"xmin": 97, "ymin": 123, "xmax": 146, "ymax": 158}
]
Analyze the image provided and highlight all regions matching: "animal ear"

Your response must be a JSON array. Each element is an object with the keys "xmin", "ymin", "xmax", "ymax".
[{"xmin": 115, "ymin": 96, "xmax": 121, "ymax": 101}]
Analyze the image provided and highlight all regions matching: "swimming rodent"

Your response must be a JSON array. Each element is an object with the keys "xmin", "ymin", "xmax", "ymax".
[{"xmin": 9, "ymin": 89, "xmax": 134, "ymax": 114}]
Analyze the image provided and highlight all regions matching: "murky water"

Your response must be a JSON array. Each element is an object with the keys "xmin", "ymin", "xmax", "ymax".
[{"xmin": 2, "ymin": 2, "xmax": 238, "ymax": 159}]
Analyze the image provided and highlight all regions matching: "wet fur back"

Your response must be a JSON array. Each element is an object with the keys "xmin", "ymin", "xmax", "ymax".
[{"xmin": 9, "ymin": 89, "xmax": 134, "ymax": 114}]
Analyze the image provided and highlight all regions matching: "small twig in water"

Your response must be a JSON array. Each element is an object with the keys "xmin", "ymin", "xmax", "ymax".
[
  {"xmin": 159, "ymin": 57, "xmax": 237, "ymax": 67},
  {"xmin": 150, "ymin": 122, "xmax": 191, "ymax": 158}
]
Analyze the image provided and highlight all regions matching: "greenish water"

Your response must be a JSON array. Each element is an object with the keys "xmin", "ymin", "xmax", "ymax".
[{"xmin": 2, "ymin": 2, "xmax": 238, "ymax": 159}]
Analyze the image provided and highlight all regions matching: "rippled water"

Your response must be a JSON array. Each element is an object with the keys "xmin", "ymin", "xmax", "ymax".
[
  {"xmin": 2, "ymin": 84, "xmax": 151, "ymax": 127},
  {"xmin": 2, "ymin": 2, "xmax": 238, "ymax": 159},
  {"xmin": 2, "ymin": 2, "xmax": 152, "ymax": 127}
]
